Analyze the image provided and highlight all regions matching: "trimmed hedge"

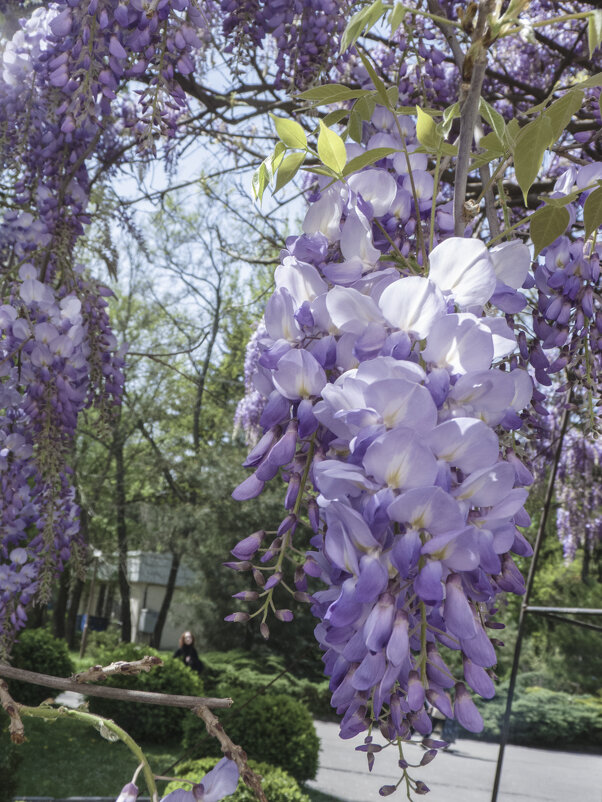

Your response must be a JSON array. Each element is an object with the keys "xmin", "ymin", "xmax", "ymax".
[
  {"xmin": 8, "ymin": 628, "xmax": 74, "ymax": 706},
  {"xmin": 182, "ymin": 692, "xmax": 320, "ymax": 783},
  {"xmin": 163, "ymin": 757, "xmax": 310, "ymax": 802},
  {"xmin": 0, "ymin": 711, "xmax": 22, "ymax": 802},
  {"xmin": 87, "ymin": 643, "xmax": 203, "ymax": 742},
  {"xmin": 473, "ymin": 686, "xmax": 602, "ymax": 748},
  {"xmin": 201, "ymin": 649, "xmax": 333, "ymax": 720}
]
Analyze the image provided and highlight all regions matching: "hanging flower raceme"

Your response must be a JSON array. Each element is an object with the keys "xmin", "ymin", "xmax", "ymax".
[
  {"xmin": 230, "ymin": 109, "xmax": 534, "ymax": 790},
  {"xmin": 115, "ymin": 758, "xmax": 239, "ymax": 802}
]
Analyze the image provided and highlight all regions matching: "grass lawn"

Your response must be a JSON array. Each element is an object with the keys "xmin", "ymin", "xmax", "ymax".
[
  {"xmin": 14, "ymin": 715, "xmax": 182, "ymax": 797},
  {"xmin": 13, "ymin": 716, "xmax": 343, "ymax": 802}
]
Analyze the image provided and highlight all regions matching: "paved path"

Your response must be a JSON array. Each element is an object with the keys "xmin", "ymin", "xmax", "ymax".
[{"xmin": 306, "ymin": 721, "xmax": 602, "ymax": 802}]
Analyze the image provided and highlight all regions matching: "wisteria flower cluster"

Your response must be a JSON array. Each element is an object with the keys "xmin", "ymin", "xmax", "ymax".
[
  {"xmin": 116, "ymin": 757, "xmax": 239, "ymax": 802},
  {"xmin": 230, "ymin": 109, "xmax": 537, "ymax": 787}
]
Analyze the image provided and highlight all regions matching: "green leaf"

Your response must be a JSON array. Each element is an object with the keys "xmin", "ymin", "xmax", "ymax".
[
  {"xmin": 438, "ymin": 101, "xmax": 460, "ymax": 138},
  {"xmin": 387, "ymin": 86, "xmax": 399, "ymax": 108},
  {"xmin": 479, "ymin": 98, "xmax": 506, "ymax": 141},
  {"xmin": 340, "ymin": 0, "xmax": 385, "ymax": 53},
  {"xmin": 274, "ymin": 151, "xmax": 306, "ymax": 192},
  {"xmin": 571, "ymin": 71, "xmax": 602, "ymax": 89},
  {"xmin": 348, "ymin": 108, "xmax": 363, "ymax": 143},
  {"xmin": 389, "ymin": 2, "xmax": 407, "ymax": 35},
  {"xmin": 504, "ymin": 118, "xmax": 520, "ymax": 150},
  {"xmin": 271, "ymin": 141, "xmax": 286, "ymax": 172},
  {"xmin": 354, "ymin": 95, "xmax": 377, "ymax": 121},
  {"xmin": 252, "ymin": 161, "xmax": 270, "ymax": 201},
  {"xmin": 415, "ymin": 106, "xmax": 442, "ymax": 151},
  {"xmin": 357, "ymin": 49, "xmax": 390, "ymax": 107},
  {"xmin": 342, "ymin": 147, "xmax": 399, "ymax": 176},
  {"xmin": 584, "ymin": 185, "xmax": 602, "ymax": 239},
  {"xmin": 530, "ymin": 205, "xmax": 570, "ymax": 256},
  {"xmin": 478, "ymin": 131, "xmax": 505, "ymax": 155},
  {"xmin": 297, "ymin": 84, "xmax": 372, "ymax": 103},
  {"xmin": 270, "ymin": 114, "xmax": 307, "ymax": 149},
  {"xmin": 317, "ymin": 121, "xmax": 347, "ymax": 173},
  {"xmin": 514, "ymin": 115, "xmax": 554, "ymax": 204},
  {"xmin": 322, "ymin": 109, "xmax": 350, "ymax": 128},
  {"xmin": 301, "ymin": 165, "xmax": 340, "ymax": 178},
  {"xmin": 543, "ymin": 89, "xmax": 584, "ymax": 144},
  {"xmin": 539, "ymin": 190, "xmax": 581, "ymax": 208},
  {"xmin": 588, "ymin": 10, "xmax": 602, "ymax": 58}
]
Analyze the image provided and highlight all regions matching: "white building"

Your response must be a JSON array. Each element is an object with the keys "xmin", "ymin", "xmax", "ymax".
[{"xmin": 79, "ymin": 551, "xmax": 199, "ymax": 651}]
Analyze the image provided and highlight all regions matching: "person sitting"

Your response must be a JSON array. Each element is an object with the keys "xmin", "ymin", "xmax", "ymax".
[{"xmin": 173, "ymin": 630, "xmax": 204, "ymax": 675}]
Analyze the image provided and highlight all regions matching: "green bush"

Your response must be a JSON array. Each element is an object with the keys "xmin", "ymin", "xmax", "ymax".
[
  {"xmin": 474, "ymin": 685, "xmax": 602, "ymax": 748},
  {"xmin": 182, "ymin": 692, "xmax": 319, "ymax": 783},
  {"xmin": 201, "ymin": 650, "xmax": 333, "ymax": 720},
  {"xmin": 0, "ymin": 711, "xmax": 22, "ymax": 802},
  {"xmin": 163, "ymin": 757, "xmax": 310, "ymax": 802},
  {"xmin": 87, "ymin": 643, "xmax": 203, "ymax": 742},
  {"xmin": 8, "ymin": 628, "xmax": 74, "ymax": 706}
]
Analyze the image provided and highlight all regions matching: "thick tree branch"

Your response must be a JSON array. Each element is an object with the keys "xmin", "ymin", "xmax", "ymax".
[{"xmin": 0, "ymin": 664, "xmax": 232, "ymax": 710}]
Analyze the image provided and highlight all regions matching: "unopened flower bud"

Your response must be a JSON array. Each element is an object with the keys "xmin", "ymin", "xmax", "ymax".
[
  {"xmin": 277, "ymin": 513, "xmax": 297, "ymax": 536},
  {"xmin": 264, "ymin": 571, "xmax": 282, "ymax": 590},
  {"xmin": 307, "ymin": 498, "xmax": 320, "ymax": 532},
  {"xmin": 232, "ymin": 591, "xmax": 259, "ymax": 601},
  {"xmin": 231, "ymin": 531, "xmax": 264, "ymax": 560},
  {"xmin": 260, "ymin": 621, "xmax": 270, "ymax": 639},
  {"xmin": 252, "ymin": 567, "xmax": 265, "ymax": 587},
  {"xmin": 223, "ymin": 561, "xmax": 251, "ymax": 572},
  {"xmin": 284, "ymin": 473, "xmax": 301, "ymax": 510},
  {"xmin": 293, "ymin": 591, "xmax": 312, "ymax": 603},
  {"xmin": 260, "ymin": 537, "xmax": 282, "ymax": 563},
  {"xmin": 224, "ymin": 612, "xmax": 250, "ymax": 623},
  {"xmin": 415, "ymin": 780, "xmax": 430, "ymax": 795},
  {"xmin": 419, "ymin": 749, "xmax": 437, "ymax": 766},
  {"xmin": 274, "ymin": 609, "xmax": 293, "ymax": 622},
  {"xmin": 379, "ymin": 785, "xmax": 396, "ymax": 796}
]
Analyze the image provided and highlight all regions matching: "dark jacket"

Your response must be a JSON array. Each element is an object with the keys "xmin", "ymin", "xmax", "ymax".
[{"xmin": 173, "ymin": 643, "xmax": 204, "ymax": 674}]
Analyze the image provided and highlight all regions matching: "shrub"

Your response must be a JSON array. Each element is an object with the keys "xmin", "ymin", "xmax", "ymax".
[
  {"xmin": 163, "ymin": 757, "xmax": 310, "ymax": 802},
  {"xmin": 0, "ymin": 711, "xmax": 22, "ymax": 802},
  {"xmin": 8, "ymin": 628, "xmax": 74, "ymax": 706},
  {"xmin": 474, "ymin": 685, "xmax": 602, "ymax": 748},
  {"xmin": 182, "ymin": 692, "xmax": 319, "ymax": 783},
  {"xmin": 87, "ymin": 643, "xmax": 203, "ymax": 742},
  {"xmin": 201, "ymin": 650, "xmax": 333, "ymax": 720}
]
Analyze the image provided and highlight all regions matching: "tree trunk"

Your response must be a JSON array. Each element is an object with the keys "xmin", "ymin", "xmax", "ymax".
[
  {"xmin": 114, "ymin": 431, "xmax": 132, "ymax": 642},
  {"xmin": 53, "ymin": 563, "xmax": 70, "ymax": 640},
  {"xmin": 67, "ymin": 577, "xmax": 84, "ymax": 649},
  {"xmin": 151, "ymin": 551, "xmax": 181, "ymax": 649}
]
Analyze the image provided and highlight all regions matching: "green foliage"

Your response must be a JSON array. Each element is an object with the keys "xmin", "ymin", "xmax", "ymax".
[
  {"xmin": 0, "ymin": 712, "xmax": 22, "ymax": 802},
  {"xmin": 182, "ymin": 692, "xmax": 319, "ymax": 783},
  {"xmin": 474, "ymin": 685, "xmax": 602, "ymax": 748},
  {"xmin": 165, "ymin": 758, "xmax": 310, "ymax": 802},
  {"xmin": 87, "ymin": 644, "xmax": 203, "ymax": 742},
  {"xmin": 8, "ymin": 628, "xmax": 74, "ymax": 706},
  {"xmin": 201, "ymin": 650, "xmax": 333, "ymax": 719}
]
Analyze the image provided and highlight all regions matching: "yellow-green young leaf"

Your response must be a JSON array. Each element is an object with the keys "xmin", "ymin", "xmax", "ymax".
[
  {"xmin": 514, "ymin": 115, "xmax": 554, "ymax": 204},
  {"xmin": 588, "ymin": 10, "xmax": 602, "ymax": 58},
  {"xmin": 389, "ymin": 2, "xmax": 406, "ymax": 35},
  {"xmin": 415, "ymin": 106, "xmax": 442, "ymax": 152},
  {"xmin": 584, "ymin": 185, "xmax": 602, "ymax": 239},
  {"xmin": 274, "ymin": 151, "xmax": 306, "ymax": 192},
  {"xmin": 252, "ymin": 161, "xmax": 270, "ymax": 201},
  {"xmin": 530, "ymin": 205, "xmax": 570, "ymax": 256},
  {"xmin": 317, "ymin": 120, "xmax": 347, "ymax": 173},
  {"xmin": 297, "ymin": 84, "xmax": 372, "ymax": 103},
  {"xmin": 271, "ymin": 141, "xmax": 286, "ymax": 172},
  {"xmin": 301, "ymin": 165, "xmax": 340, "ymax": 178},
  {"xmin": 478, "ymin": 131, "xmax": 505, "ymax": 155},
  {"xmin": 438, "ymin": 101, "xmax": 460, "ymax": 138},
  {"xmin": 387, "ymin": 86, "xmax": 399, "ymax": 108},
  {"xmin": 270, "ymin": 114, "xmax": 307, "ymax": 149},
  {"xmin": 342, "ymin": 147, "xmax": 399, "ymax": 176},
  {"xmin": 340, "ymin": 0, "xmax": 385, "ymax": 53},
  {"xmin": 479, "ymin": 98, "xmax": 506, "ymax": 140},
  {"xmin": 544, "ymin": 89, "xmax": 584, "ymax": 143}
]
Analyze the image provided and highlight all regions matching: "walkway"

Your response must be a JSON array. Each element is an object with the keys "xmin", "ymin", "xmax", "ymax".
[{"xmin": 306, "ymin": 720, "xmax": 602, "ymax": 802}]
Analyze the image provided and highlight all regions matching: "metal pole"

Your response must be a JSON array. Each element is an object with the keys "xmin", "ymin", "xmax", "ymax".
[{"xmin": 490, "ymin": 406, "xmax": 570, "ymax": 802}]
